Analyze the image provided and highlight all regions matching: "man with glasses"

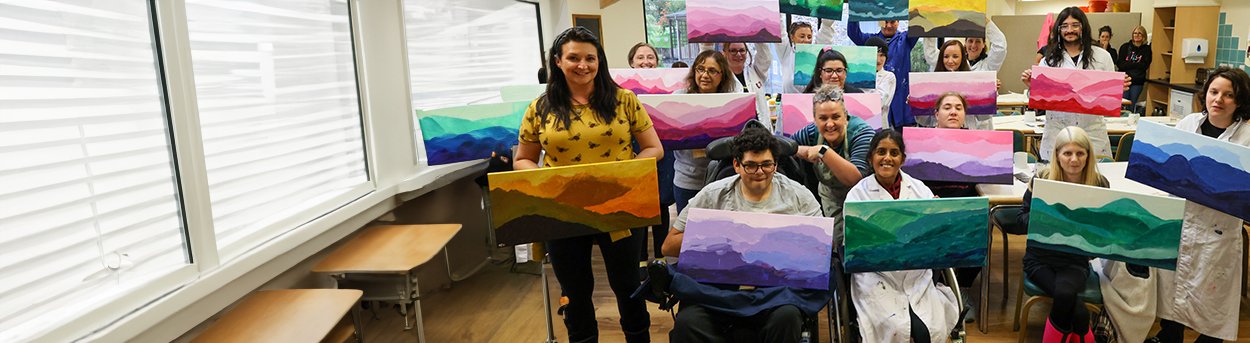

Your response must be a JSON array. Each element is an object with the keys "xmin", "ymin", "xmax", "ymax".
[{"xmin": 657, "ymin": 125, "xmax": 827, "ymax": 342}]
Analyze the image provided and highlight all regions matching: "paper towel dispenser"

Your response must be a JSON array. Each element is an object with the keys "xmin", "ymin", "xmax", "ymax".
[{"xmin": 1182, "ymin": 38, "xmax": 1208, "ymax": 64}]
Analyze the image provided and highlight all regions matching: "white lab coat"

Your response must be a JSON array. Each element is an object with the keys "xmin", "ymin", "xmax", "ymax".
[
  {"xmin": 845, "ymin": 172, "xmax": 960, "ymax": 343},
  {"xmin": 873, "ymin": 70, "xmax": 897, "ymax": 128},
  {"xmin": 1035, "ymin": 46, "xmax": 1117, "ymax": 161},
  {"xmin": 1154, "ymin": 112, "xmax": 1249, "ymax": 340}
]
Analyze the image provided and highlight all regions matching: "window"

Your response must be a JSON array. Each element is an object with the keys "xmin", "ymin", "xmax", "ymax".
[
  {"xmin": 0, "ymin": 1, "xmax": 191, "ymax": 340},
  {"xmin": 643, "ymin": 0, "xmax": 700, "ymax": 67},
  {"xmin": 184, "ymin": 0, "xmax": 369, "ymax": 260}
]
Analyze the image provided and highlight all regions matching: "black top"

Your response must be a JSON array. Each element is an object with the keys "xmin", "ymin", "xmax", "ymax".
[
  {"xmin": 1118, "ymin": 42, "xmax": 1152, "ymax": 85},
  {"xmin": 734, "ymin": 72, "xmax": 746, "ymax": 90},
  {"xmin": 928, "ymin": 180, "xmax": 979, "ymax": 198},
  {"xmin": 1019, "ymin": 170, "xmax": 1110, "ymax": 271},
  {"xmin": 1201, "ymin": 117, "xmax": 1228, "ymax": 138},
  {"xmin": 1104, "ymin": 46, "xmax": 1119, "ymax": 69}
]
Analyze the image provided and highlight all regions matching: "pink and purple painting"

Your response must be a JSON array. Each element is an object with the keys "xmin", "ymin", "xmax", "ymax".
[
  {"xmin": 845, "ymin": 93, "xmax": 884, "ymax": 131},
  {"xmin": 687, "ymin": 0, "xmax": 783, "ymax": 43},
  {"xmin": 901, "ymin": 127, "xmax": 1014, "ymax": 184},
  {"xmin": 640, "ymin": 93, "xmax": 758, "ymax": 150},
  {"xmin": 909, "ymin": 71, "xmax": 997, "ymax": 116},
  {"xmin": 780, "ymin": 93, "xmax": 814, "ymax": 136},
  {"xmin": 676, "ymin": 208, "xmax": 835, "ymax": 290},
  {"xmin": 611, "ymin": 68, "xmax": 689, "ymax": 95},
  {"xmin": 1029, "ymin": 66, "xmax": 1125, "ymax": 117}
]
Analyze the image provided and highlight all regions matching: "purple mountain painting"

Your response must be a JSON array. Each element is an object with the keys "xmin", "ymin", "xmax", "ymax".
[
  {"xmin": 640, "ymin": 93, "xmax": 758, "ymax": 151},
  {"xmin": 611, "ymin": 68, "xmax": 688, "ymax": 94},
  {"xmin": 676, "ymin": 208, "xmax": 835, "ymax": 290},
  {"xmin": 687, "ymin": 0, "xmax": 782, "ymax": 43},
  {"xmin": 901, "ymin": 127, "xmax": 1014, "ymax": 184}
]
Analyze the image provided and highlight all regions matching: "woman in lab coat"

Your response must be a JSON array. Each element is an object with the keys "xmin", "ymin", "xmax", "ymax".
[{"xmin": 845, "ymin": 128, "xmax": 960, "ymax": 342}]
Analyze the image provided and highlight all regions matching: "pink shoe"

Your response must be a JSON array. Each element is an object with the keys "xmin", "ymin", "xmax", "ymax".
[
  {"xmin": 1042, "ymin": 318, "xmax": 1066, "ymax": 343},
  {"xmin": 1067, "ymin": 327, "xmax": 1094, "ymax": 343}
]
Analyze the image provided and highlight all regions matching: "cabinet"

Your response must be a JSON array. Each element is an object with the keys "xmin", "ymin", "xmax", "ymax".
[{"xmin": 1144, "ymin": 6, "xmax": 1218, "ymax": 116}]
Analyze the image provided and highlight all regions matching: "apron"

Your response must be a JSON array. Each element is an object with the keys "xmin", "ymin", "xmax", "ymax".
[{"xmin": 814, "ymin": 132, "xmax": 853, "ymax": 226}]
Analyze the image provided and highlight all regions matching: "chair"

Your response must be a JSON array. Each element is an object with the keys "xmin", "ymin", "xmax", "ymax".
[
  {"xmin": 989, "ymin": 205, "xmax": 1026, "ymax": 306},
  {"xmin": 1013, "ymin": 268, "xmax": 1103, "ymax": 343},
  {"xmin": 1115, "ymin": 132, "xmax": 1136, "ymax": 162},
  {"xmin": 1011, "ymin": 129, "xmax": 1026, "ymax": 153}
]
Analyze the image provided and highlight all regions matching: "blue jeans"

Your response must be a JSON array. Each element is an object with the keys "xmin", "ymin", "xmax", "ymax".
[
  {"xmin": 1124, "ymin": 84, "xmax": 1144, "ymax": 114},
  {"xmin": 674, "ymin": 186, "xmax": 701, "ymax": 215}
]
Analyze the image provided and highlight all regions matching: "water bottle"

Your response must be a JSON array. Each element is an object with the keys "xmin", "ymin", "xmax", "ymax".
[{"xmin": 799, "ymin": 331, "xmax": 810, "ymax": 343}]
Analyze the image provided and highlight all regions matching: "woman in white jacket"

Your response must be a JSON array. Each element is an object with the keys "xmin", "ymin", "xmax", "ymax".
[
  {"xmin": 846, "ymin": 128, "xmax": 960, "ymax": 342},
  {"xmin": 1151, "ymin": 66, "xmax": 1250, "ymax": 343},
  {"xmin": 918, "ymin": 19, "xmax": 1005, "ymax": 130}
]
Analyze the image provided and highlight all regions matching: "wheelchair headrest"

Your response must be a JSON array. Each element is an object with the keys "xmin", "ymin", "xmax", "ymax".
[{"xmin": 704, "ymin": 120, "xmax": 799, "ymax": 161}]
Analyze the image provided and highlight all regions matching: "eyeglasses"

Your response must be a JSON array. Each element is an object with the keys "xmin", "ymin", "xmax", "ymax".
[
  {"xmin": 821, "ymin": 68, "xmax": 847, "ymax": 75},
  {"xmin": 1059, "ymin": 23, "xmax": 1083, "ymax": 31},
  {"xmin": 695, "ymin": 67, "xmax": 722, "ymax": 75},
  {"xmin": 726, "ymin": 48, "xmax": 748, "ymax": 55},
  {"xmin": 739, "ymin": 161, "xmax": 777, "ymax": 174}
]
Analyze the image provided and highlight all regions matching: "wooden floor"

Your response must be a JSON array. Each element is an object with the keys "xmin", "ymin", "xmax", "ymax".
[{"xmin": 358, "ymin": 233, "xmax": 1250, "ymax": 342}]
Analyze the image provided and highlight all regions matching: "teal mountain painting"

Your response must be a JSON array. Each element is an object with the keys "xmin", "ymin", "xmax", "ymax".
[
  {"xmin": 416, "ymin": 101, "xmax": 529, "ymax": 165},
  {"xmin": 1027, "ymin": 179, "xmax": 1183, "ymax": 270},
  {"xmin": 843, "ymin": 197, "xmax": 988, "ymax": 273}
]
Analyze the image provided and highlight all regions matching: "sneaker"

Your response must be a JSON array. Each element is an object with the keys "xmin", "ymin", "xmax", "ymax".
[{"xmin": 964, "ymin": 303, "xmax": 978, "ymax": 323}]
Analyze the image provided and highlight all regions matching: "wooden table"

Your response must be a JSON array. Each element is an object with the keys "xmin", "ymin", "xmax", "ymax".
[
  {"xmin": 313, "ymin": 224, "xmax": 463, "ymax": 343},
  {"xmin": 992, "ymin": 115, "xmax": 1180, "ymax": 157},
  {"xmin": 192, "ymin": 289, "xmax": 363, "ymax": 343},
  {"xmin": 996, "ymin": 93, "xmax": 1134, "ymax": 115}
]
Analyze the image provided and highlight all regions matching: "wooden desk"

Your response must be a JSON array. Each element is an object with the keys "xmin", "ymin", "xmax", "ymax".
[
  {"xmin": 192, "ymin": 289, "xmax": 363, "ymax": 343},
  {"xmin": 993, "ymin": 115, "xmax": 1180, "ymax": 156},
  {"xmin": 313, "ymin": 224, "xmax": 463, "ymax": 343}
]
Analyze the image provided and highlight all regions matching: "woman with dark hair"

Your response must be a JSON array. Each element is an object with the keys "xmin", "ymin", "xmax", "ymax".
[
  {"xmin": 933, "ymin": 40, "xmax": 972, "ymax": 72},
  {"xmin": 803, "ymin": 49, "xmax": 862, "ymax": 94},
  {"xmin": 1152, "ymin": 66, "xmax": 1250, "ymax": 343},
  {"xmin": 1097, "ymin": 26, "xmax": 1118, "ymax": 67},
  {"xmin": 924, "ymin": 18, "xmax": 1006, "ymax": 72},
  {"xmin": 515, "ymin": 26, "xmax": 663, "ymax": 343},
  {"xmin": 627, "ymin": 42, "xmax": 659, "ymax": 69},
  {"xmin": 846, "ymin": 128, "xmax": 960, "ymax": 342},
  {"xmin": 672, "ymin": 50, "xmax": 740, "ymax": 214},
  {"xmin": 711, "ymin": 21, "xmax": 833, "ymax": 94}
]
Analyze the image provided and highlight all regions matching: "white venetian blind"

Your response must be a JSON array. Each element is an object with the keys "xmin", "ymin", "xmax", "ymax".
[
  {"xmin": 184, "ymin": 0, "xmax": 369, "ymax": 260},
  {"xmin": 0, "ymin": 1, "xmax": 191, "ymax": 340}
]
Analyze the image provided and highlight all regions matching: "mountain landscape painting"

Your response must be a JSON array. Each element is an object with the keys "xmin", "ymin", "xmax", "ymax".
[
  {"xmin": 639, "ymin": 93, "xmax": 758, "ymax": 150},
  {"xmin": 908, "ymin": 0, "xmax": 987, "ymax": 38},
  {"xmin": 611, "ymin": 68, "xmax": 689, "ymax": 95},
  {"xmin": 909, "ymin": 71, "xmax": 997, "ymax": 116},
  {"xmin": 416, "ymin": 101, "xmax": 529, "ymax": 165},
  {"xmin": 850, "ymin": 0, "xmax": 908, "ymax": 21},
  {"xmin": 687, "ymin": 0, "xmax": 782, "ymax": 43},
  {"xmin": 901, "ymin": 127, "xmax": 1013, "ymax": 184},
  {"xmin": 792, "ymin": 44, "xmax": 876, "ymax": 90},
  {"xmin": 780, "ymin": 0, "xmax": 844, "ymax": 20},
  {"xmin": 676, "ymin": 208, "xmax": 836, "ymax": 290},
  {"xmin": 843, "ymin": 197, "xmax": 989, "ymax": 273},
  {"xmin": 1027, "ymin": 178, "xmax": 1184, "ymax": 270},
  {"xmin": 780, "ymin": 93, "xmax": 814, "ymax": 136},
  {"xmin": 488, "ymin": 159, "xmax": 661, "ymax": 246},
  {"xmin": 1126, "ymin": 120, "xmax": 1250, "ymax": 221},
  {"xmin": 1029, "ymin": 65, "xmax": 1125, "ymax": 117},
  {"xmin": 845, "ymin": 93, "xmax": 884, "ymax": 130}
]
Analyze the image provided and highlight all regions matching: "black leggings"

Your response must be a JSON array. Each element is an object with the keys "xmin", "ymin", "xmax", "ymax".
[
  {"xmin": 1025, "ymin": 264, "xmax": 1090, "ymax": 334},
  {"xmin": 1156, "ymin": 319, "xmax": 1223, "ymax": 343},
  {"xmin": 910, "ymin": 306, "xmax": 931, "ymax": 343},
  {"xmin": 636, "ymin": 209, "xmax": 670, "ymax": 261},
  {"xmin": 548, "ymin": 232, "xmax": 651, "ymax": 343}
]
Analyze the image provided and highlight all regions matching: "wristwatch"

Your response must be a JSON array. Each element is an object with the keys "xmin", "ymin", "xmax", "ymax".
[{"xmin": 817, "ymin": 145, "xmax": 829, "ymax": 157}]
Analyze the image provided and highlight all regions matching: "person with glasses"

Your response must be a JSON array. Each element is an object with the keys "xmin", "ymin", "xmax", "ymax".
[
  {"xmin": 792, "ymin": 84, "xmax": 872, "ymax": 226},
  {"xmin": 845, "ymin": 128, "xmax": 961, "ymax": 343},
  {"xmin": 627, "ymin": 41, "xmax": 677, "ymax": 271},
  {"xmin": 659, "ymin": 125, "xmax": 827, "ymax": 343},
  {"xmin": 710, "ymin": 21, "xmax": 835, "ymax": 94},
  {"xmin": 719, "ymin": 42, "xmax": 765, "ymax": 93},
  {"xmin": 847, "ymin": 19, "xmax": 921, "ymax": 128},
  {"xmin": 1117, "ymin": 25, "xmax": 1151, "ymax": 113},
  {"xmin": 802, "ymin": 49, "xmax": 862, "ymax": 94},
  {"xmin": 671, "ymin": 50, "xmax": 742, "ymax": 216},
  {"xmin": 515, "ymin": 27, "xmax": 663, "ymax": 343}
]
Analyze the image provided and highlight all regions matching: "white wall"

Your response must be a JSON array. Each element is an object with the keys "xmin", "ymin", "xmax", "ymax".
[
  {"xmin": 1015, "ymin": 0, "xmax": 1087, "ymax": 15},
  {"xmin": 559, "ymin": 0, "xmax": 647, "ymax": 69}
]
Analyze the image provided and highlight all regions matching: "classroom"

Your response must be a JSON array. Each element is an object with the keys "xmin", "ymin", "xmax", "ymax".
[{"xmin": 4, "ymin": 0, "xmax": 1250, "ymax": 342}]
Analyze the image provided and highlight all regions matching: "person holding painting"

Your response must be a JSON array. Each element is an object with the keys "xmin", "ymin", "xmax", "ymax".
[
  {"xmin": 845, "ymin": 128, "xmax": 961, "ymax": 342},
  {"xmin": 626, "ymin": 41, "xmax": 677, "ymax": 267},
  {"xmin": 864, "ymin": 37, "xmax": 896, "ymax": 124},
  {"xmin": 671, "ymin": 50, "xmax": 741, "ymax": 215},
  {"xmin": 802, "ymin": 49, "xmax": 863, "ymax": 94},
  {"xmin": 1017, "ymin": 126, "xmax": 1108, "ymax": 342},
  {"xmin": 847, "ymin": 19, "xmax": 920, "ymax": 128},
  {"xmin": 627, "ymin": 42, "xmax": 659, "ymax": 69},
  {"xmin": 514, "ymin": 27, "xmax": 663, "ymax": 343},
  {"xmin": 792, "ymin": 84, "xmax": 872, "ymax": 224},
  {"xmin": 1151, "ymin": 66, "xmax": 1250, "ymax": 343}
]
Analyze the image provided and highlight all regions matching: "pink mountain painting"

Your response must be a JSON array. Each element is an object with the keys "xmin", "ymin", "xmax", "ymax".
[
  {"xmin": 909, "ymin": 71, "xmax": 997, "ymax": 116},
  {"xmin": 611, "ymin": 68, "xmax": 689, "ymax": 95},
  {"xmin": 640, "ymin": 93, "xmax": 758, "ymax": 150},
  {"xmin": 845, "ymin": 93, "xmax": 883, "ymax": 131},
  {"xmin": 901, "ymin": 127, "xmax": 1013, "ymax": 184},
  {"xmin": 780, "ymin": 93, "xmax": 814, "ymax": 136},
  {"xmin": 1029, "ymin": 66, "xmax": 1125, "ymax": 117},
  {"xmin": 687, "ymin": 0, "xmax": 782, "ymax": 43}
]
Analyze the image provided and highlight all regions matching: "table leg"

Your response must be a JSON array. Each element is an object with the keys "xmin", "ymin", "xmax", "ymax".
[
  {"xmin": 410, "ymin": 270, "xmax": 427, "ymax": 343},
  {"xmin": 979, "ymin": 222, "xmax": 991, "ymax": 334},
  {"xmin": 351, "ymin": 300, "xmax": 365, "ymax": 343}
]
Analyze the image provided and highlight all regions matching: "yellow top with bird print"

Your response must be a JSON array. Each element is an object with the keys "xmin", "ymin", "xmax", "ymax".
[{"xmin": 519, "ymin": 89, "xmax": 654, "ymax": 168}]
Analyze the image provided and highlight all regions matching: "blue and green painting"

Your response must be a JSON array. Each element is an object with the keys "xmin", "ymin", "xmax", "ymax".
[
  {"xmin": 843, "ymin": 197, "xmax": 988, "ymax": 273},
  {"xmin": 1027, "ymin": 178, "xmax": 1184, "ymax": 270},
  {"xmin": 779, "ymin": 0, "xmax": 844, "ymax": 20},
  {"xmin": 793, "ymin": 44, "xmax": 876, "ymax": 90},
  {"xmin": 416, "ymin": 101, "xmax": 529, "ymax": 165}
]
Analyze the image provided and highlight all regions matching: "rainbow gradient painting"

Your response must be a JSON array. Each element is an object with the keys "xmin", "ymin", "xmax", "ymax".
[
  {"xmin": 909, "ymin": 71, "xmax": 997, "ymax": 116},
  {"xmin": 677, "ymin": 208, "xmax": 836, "ymax": 289},
  {"xmin": 639, "ymin": 93, "xmax": 758, "ymax": 150},
  {"xmin": 1029, "ymin": 66, "xmax": 1125, "ymax": 117},
  {"xmin": 793, "ymin": 44, "xmax": 876, "ymax": 90},
  {"xmin": 416, "ymin": 101, "xmax": 529, "ymax": 165},
  {"xmin": 845, "ymin": 93, "xmax": 884, "ymax": 131},
  {"xmin": 901, "ymin": 127, "xmax": 1013, "ymax": 184},
  {"xmin": 780, "ymin": 0, "xmax": 844, "ymax": 20},
  {"xmin": 1028, "ymin": 178, "xmax": 1183, "ymax": 270},
  {"xmin": 611, "ymin": 68, "xmax": 689, "ymax": 95},
  {"xmin": 687, "ymin": 0, "xmax": 782, "ymax": 43},
  {"xmin": 908, "ymin": 0, "xmax": 987, "ymax": 38},
  {"xmin": 780, "ymin": 93, "xmax": 814, "ymax": 136},
  {"xmin": 488, "ymin": 159, "xmax": 661, "ymax": 245}
]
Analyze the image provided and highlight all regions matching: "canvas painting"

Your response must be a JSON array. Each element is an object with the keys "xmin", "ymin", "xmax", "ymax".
[
  {"xmin": 1027, "ymin": 178, "xmax": 1183, "ymax": 270},
  {"xmin": 908, "ymin": 0, "xmax": 987, "ymax": 38},
  {"xmin": 909, "ymin": 71, "xmax": 997, "ymax": 116},
  {"xmin": 611, "ymin": 68, "xmax": 689, "ymax": 95},
  {"xmin": 500, "ymin": 84, "xmax": 545, "ymax": 102},
  {"xmin": 849, "ymin": 0, "xmax": 908, "ymax": 21},
  {"xmin": 792, "ymin": 44, "xmax": 876, "ymax": 89},
  {"xmin": 779, "ymin": 93, "xmax": 814, "ymax": 136},
  {"xmin": 416, "ymin": 101, "xmax": 529, "ymax": 165},
  {"xmin": 676, "ymin": 208, "xmax": 836, "ymax": 289},
  {"xmin": 687, "ymin": 0, "xmax": 782, "ymax": 43},
  {"xmin": 780, "ymin": 0, "xmax": 844, "ymax": 20},
  {"xmin": 901, "ymin": 127, "xmax": 1013, "ymax": 184},
  {"xmin": 639, "ymin": 93, "xmax": 758, "ymax": 150},
  {"xmin": 488, "ymin": 159, "xmax": 661, "ymax": 246},
  {"xmin": 1029, "ymin": 65, "xmax": 1125, "ymax": 117},
  {"xmin": 845, "ymin": 93, "xmax": 884, "ymax": 131},
  {"xmin": 1126, "ymin": 120, "xmax": 1250, "ymax": 221},
  {"xmin": 843, "ymin": 197, "xmax": 989, "ymax": 273}
]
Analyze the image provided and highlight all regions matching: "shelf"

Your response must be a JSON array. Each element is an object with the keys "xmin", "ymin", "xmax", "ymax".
[
  {"xmin": 1162, "ymin": 52, "xmax": 1173, "ymax": 56},
  {"xmin": 1152, "ymin": 99, "xmax": 1168, "ymax": 106},
  {"xmin": 1164, "ymin": 27, "xmax": 1175, "ymax": 30}
]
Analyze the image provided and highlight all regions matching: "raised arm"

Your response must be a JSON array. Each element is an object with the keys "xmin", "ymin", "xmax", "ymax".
[
  {"xmin": 923, "ymin": 37, "xmax": 939, "ymax": 71},
  {"xmin": 815, "ymin": 19, "xmax": 837, "ymax": 45},
  {"xmin": 981, "ymin": 19, "xmax": 1008, "ymax": 71},
  {"xmin": 845, "ymin": 21, "xmax": 869, "ymax": 46}
]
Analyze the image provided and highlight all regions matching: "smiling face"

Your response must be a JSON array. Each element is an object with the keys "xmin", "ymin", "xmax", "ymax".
[
  {"xmin": 871, "ymin": 137, "xmax": 904, "ymax": 183},
  {"xmin": 1055, "ymin": 142, "xmax": 1089, "ymax": 181},
  {"xmin": 966, "ymin": 37, "xmax": 985, "ymax": 59},
  {"xmin": 1131, "ymin": 28, "xmax": 1146, "ymax": 44},
  {"xmin": 813, "ymin": 101, "xmax": 847, "ymax": 144},
  {"xmin": 724, "ymin": 43, "xmax": 748, "ymax": 72},
  {"xmin": 819, "ymin": 60, "xmax": 846, "ymax": 89},
  {"xmin": 1206, "ymin": 76, "xmax": 1239, "ymax": 121},
  {"xmin": 791, "ymin": 26, "xmax": 813, "ymax": 44},
  {"xmin": 942, "ymin": 44, "xmax": 964, "ymax": 71},
  {"xmin": 556, "ymin": 41, "xmax": 598, "ymax": 88},
  {"xmin": 733, "ymin": 149, "xmax": 776, "ymax": 192},
  {"xmin": 1059, "ymin": 16, "xmax": 1083, "ymax": 44},
  {"xmin": 693, "ymin": 57, "xmax": 723, "ymax": 93},
  {"xmin": 880, "ymin": 20, "xmax": 899, "ymax": 38},
  {"xmin": 935, "ymin": 95, "xmax": 966, "ymax": 129},
  {"xmin": 630, "ymin": 46, "xmax": 657, "ymax": 68}
]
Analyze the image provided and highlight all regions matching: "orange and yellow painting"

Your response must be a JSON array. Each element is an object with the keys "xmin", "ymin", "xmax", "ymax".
[{"xmin": 488, "ymin": 159, "xmax": 660, "ymax": 245}]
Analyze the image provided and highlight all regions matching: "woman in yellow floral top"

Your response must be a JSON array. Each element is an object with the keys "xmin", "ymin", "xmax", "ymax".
[{"xmin": 514, "ymin": 27, "xmax": 663, "ymax": 343}]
